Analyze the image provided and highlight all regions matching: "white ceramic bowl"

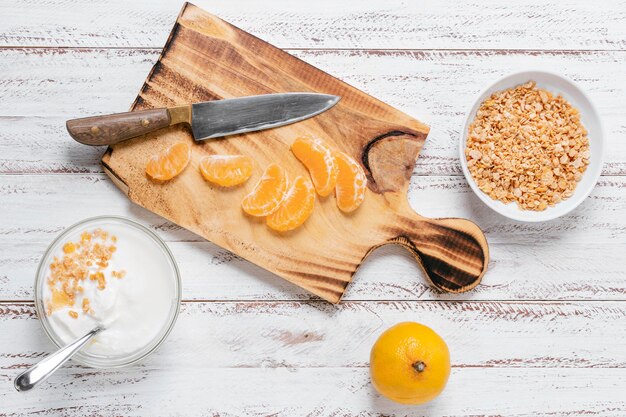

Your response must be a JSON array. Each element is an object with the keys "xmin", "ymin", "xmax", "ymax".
[{"xmin": 460, "ymin": 70, "xmax": 604, "ymax": 222}]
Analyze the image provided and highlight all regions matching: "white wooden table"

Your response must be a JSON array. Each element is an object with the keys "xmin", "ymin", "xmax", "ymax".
[{"xmin": 1, "ymin": 1, "xmax": 625, "ymax": 415}]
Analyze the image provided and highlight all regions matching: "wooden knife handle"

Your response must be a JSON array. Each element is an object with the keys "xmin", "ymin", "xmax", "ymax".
[
  {"xmin": 66, "ymin": 109, "xmax": 172, "ymax": 146},
  {"xmin": 393, "ymin": 214, "xmax": 489, "ymax": 293}
]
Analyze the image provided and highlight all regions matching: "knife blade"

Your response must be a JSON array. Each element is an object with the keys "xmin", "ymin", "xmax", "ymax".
[
  {"xmin": 191, "ymin": 93, "xmax": 339, "ymax": 140},
  {"xmin": 66, "ymin": 93, "xmax": 340, "ymax": 146}
]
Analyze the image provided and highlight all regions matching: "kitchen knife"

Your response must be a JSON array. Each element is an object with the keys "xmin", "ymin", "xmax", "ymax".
[{"xmin": 66, "ymin": 93, "xmax": 340, "ymax": 146}]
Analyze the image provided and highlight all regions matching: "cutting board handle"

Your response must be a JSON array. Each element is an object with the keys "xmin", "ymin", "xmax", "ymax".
[
  {"xmin": 389, "ymin": 207, "xmax": 489, "ymax": 293},
  {"xmin": 362, "ymin": 130, "xmax": 488, "ymax": 293}
]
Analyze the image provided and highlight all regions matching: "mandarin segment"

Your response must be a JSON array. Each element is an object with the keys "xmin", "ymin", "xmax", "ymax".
[
  {"xmin": 145, "ymin": 142, "xmax": 191, "ymax": 181},
  {"xmin": 291, "ymin": 136, "xmax": 338, "ymax": 196},
  {"xmin": 267, "ymin": 176, "xmax": 316, "ymax": 232},
  {"xmin": 199, "ymin": 155, "xmax": 254, "ymax": 187},
  {"xmin": 334, "ymin": 151, "xmax": 367, "ymax": 213},
  {"xmin": 241, "ymin": 163, "xmax": 288, "ymax": 216}
]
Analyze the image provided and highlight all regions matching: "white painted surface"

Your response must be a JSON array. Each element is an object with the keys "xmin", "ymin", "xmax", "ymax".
[
  {"xmin": 2, "ymin": 174, "xmax": 625, "ymax": 302},
  {"xmin": 2, "ymin": 302, "xmax": 626, "ymax": 416},
  {"xmin": 2, "ymin": 48, "xmax": 626, "ymax": 175},
  {"xmin": 2, "ymin": 0, "xmax": 626, "ymax": 50},
  {"xmin": 0, "ymin": 1, "xmax": 625, "ymax": 416}
]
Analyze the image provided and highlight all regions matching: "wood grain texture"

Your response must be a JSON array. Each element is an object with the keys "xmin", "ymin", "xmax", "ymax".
[
  {"xmin": 1, "ymin": 1, "xmax": 626, "ymax": 415},
  {"xmin": 1, "ymin": 174, "xmax": 625, "ymax": 302},
  {"xmin": 2, "ymin": 367, "xmax": 623, "ymax": 416},
  {"xmin": 4, "ymin": 301, "xmax": 626, "ymax": 369},
  {"xmin": 100, "ymin": 4, "xmax": 488, "ymax": 303},
  {"xmin": 66, "ymin": 108, "xmax": 173, "ymax": 145},
  {"xmin": 2, "ymin": 0, "xmax": 626, "ymax": 50},
  {"xmin": 2, "ymin": 48, "xmax": 626, "ymax": 176},
  {"xmin": 1, "ymin": 301, "xmax": 626, "ymax": 416}
]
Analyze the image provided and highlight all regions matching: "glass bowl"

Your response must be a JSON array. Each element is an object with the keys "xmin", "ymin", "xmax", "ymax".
[{"xmin": 34, "ymin": 216, "xmax": 181, "ymax": 368}]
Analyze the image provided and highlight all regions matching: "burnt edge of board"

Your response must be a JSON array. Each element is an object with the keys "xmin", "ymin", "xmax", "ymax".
[
  {"xmin": 101, "ymin": 2, "xmax": 191, "ymax": 167},
  {"xmin": 97, "ymin": 2, "xmax": 443, "ymax": 304},
  {"xmin": 101, "ymin": 149, "xmax": 129, "ymax": 196},
  {"xmin": 392, "ymin": 233, "xmax": 485, "ymax": 293},
  {"xmin": 361, "ymin": 130, "xmax": 427, "ymax": 194}
]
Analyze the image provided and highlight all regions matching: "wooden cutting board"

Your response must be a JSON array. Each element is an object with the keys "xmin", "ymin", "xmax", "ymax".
[{"xmin": 102, "ymin": 2, "xmax": 489, "ymax": 303}]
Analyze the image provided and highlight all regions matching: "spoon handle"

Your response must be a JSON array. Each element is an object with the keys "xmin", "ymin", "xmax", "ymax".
[{"xmin": 14, "ymin": 327, "xmax": 102, "ymax": 392}]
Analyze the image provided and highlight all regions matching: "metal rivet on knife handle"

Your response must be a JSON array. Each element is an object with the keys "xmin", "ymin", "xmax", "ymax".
[
  {"xmin": 66, "ymin": 93, "xmax": 339, "ymax": 146},
  {"xmin": 65, "ymin": 108, "xmax": 179, "ymax": 146}
]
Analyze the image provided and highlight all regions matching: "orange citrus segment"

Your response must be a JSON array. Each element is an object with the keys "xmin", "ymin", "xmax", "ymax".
[
  {"xmin": 241, "ymin": 163, "xmax": 288, "ymax": 216},
  {"xmin": 145, "ymin": 142, "xmax": 191, "ymax": 181},
  {"xmin": 199, "ymin": 155, "xmax": 254, "ymax": 187},
  {"xmin": 267, "ymin": 176, "xmax": 316, "ymax": 232},
  {"xmin": 291, "ymin": 136, "xmax": 338, "ymax": 196},
  {"xmin": 334, "ymin": 152, "xmax": 367, "ymax": 213}
]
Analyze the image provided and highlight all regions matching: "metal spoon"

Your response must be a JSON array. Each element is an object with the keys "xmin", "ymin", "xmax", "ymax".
[{"xmin": 14, "ymin": 326, "xmax": 103, "ymax": 391}]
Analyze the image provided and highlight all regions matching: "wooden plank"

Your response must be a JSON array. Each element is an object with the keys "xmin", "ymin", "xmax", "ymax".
[
  {"xmin": 1, "ymin": 368, "xmax": 623, "ymax": 416},
  {"xmin": 100, "ymin": 3, "xmax": 482, "ymax": 304},
  {"xmin": 1, "ymin": 301, "xmax": 625, "ymax": 416},
  {"xmin": 1, "ymin": 0, "xmax": 626, "ymax": 50},
  {"xmin": 1, "ymin": 48, "xmax": 625, "ymax": 175},
  {"xmin": 5, "ymin": 301, "xmax": 626, "ymax": 368},
  {"xmin": 2, "ymin": 174, "xmax": 625, "ymax": 301},
  {"xmin": 5, "ymin": 238, "xmax": 626, "ymax": 302},
  {"xmin": 1, "ymin": 2, "xmax": 624, "ymax": 416}
]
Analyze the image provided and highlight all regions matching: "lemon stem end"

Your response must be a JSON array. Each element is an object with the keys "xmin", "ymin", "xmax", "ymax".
[{"xmin": 412, "ymin": 361, "xmax": 426, "ymax": 373}]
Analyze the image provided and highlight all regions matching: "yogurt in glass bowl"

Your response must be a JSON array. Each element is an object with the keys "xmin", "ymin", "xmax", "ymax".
[{"xmin": 34, "ymin": 216, "xmax": 181, "ymax": 368}]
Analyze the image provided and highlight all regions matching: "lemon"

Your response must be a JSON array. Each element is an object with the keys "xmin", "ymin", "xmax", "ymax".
[{"xmin": 370, "ymin": 322, "xmax": 450, "ymax": 404}]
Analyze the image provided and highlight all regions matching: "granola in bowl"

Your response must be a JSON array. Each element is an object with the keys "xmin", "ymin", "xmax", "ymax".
[{"xmin": 465, "ymin": 81, "xmax": 590, "ymax": 211}]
